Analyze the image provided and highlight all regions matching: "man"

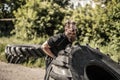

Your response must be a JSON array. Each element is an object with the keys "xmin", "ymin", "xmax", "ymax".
[{"xmin": 41, "ymin": 20, "xmax": 77, "ymax": 80}]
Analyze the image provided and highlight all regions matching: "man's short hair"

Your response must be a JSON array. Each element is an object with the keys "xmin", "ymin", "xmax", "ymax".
[
  {"xmin": 64, "ymin": 20, "xmax": 76, "ymax": 30},
  {"xmin": 65, "ymin": 20, "xmax": 76, "ymax": 27}
]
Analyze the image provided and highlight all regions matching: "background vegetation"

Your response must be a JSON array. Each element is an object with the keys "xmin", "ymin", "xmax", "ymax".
[{"xmin": 0, "ymin": 0, "xmax": 120, "ymax": 67}]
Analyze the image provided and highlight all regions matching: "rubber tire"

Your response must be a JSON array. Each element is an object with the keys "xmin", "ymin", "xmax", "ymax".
[
  {"xmin": 5, "ymin": 44, "xmax": 45, "ymax": 64},
  {"xmin": 5, "ymin": 54, "xmax": 27, "ymax": 64},
  {"xmin": 46, "ymin": 44, "xmax": 120, "ymax": 80}
]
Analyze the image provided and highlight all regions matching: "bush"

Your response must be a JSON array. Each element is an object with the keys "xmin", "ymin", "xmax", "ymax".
[{"xmin": 13, "ymin": 0, "xmax": 69, "ymax": 40}]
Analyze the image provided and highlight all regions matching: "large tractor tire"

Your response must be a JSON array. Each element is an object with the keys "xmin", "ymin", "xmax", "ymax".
[
  {"xmin": 5, "ymin": 44, "xmax": 45, "ymax": 63},
  {"xmin": 5, "ymin": 54, "xmax": 27, "ymax": 64},
  {"xmin": 46, "ymin": 44, "xmax": 120, "ymax": 80}
]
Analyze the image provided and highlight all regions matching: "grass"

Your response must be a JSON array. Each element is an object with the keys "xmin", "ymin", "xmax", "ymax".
[
  {"xmin": 0, "ymin": 40, "xmax": 8, "ymax": 62},
  {"xmin": 80, "ymin": 41, "xmax": 120, "ymax": 63},
  {"xmin": 0, "ymin": 36, "xmax": 120, "ymax": 67},
  {"xmin": 0, "ymin": 36, "xmax": 47, "ymax": 67},
  {"xmin": 0, "ymin": 52, "xmax": 7, "ymax": 62},
  {"xmin": 22, "ymin": 58, "xmax": 45, "ymax": 68}
]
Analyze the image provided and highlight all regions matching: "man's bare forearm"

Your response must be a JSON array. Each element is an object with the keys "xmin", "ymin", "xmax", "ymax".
[
  {"xmin": 41, "ymin": 41, "xmax": 56, "ymax": 58},
  {"xmin": 43, "ymin": 47, "xmax": 56, "ymax": 58}
]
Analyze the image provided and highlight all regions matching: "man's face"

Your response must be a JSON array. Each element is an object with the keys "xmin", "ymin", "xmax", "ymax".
[{"xmin": 65, "ymin": 22, "xmax": 77, "ymax": 42}]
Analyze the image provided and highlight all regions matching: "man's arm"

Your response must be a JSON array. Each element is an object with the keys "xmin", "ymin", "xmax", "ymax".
[{"xmin": 41, "ymin": 41, "xmax": 56, "ymax": 59}]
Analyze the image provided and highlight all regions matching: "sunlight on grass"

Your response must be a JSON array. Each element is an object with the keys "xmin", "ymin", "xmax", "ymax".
[
  {"xmin": 0, "ymin": 36, "xmax": 46, "ymax": 67},
  {"xmin": 0, "ymin": 36, "xmax": 120, "ymax": 67}
]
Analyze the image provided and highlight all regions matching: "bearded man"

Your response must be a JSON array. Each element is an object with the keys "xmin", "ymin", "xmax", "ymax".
[{"xmin": 41, "ymin": 20, "xmax": 77, "ymax": 80}]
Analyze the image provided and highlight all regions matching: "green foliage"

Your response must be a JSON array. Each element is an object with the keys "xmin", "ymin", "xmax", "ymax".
[
  {"xmin": 0, "ymin": 43, "xmax": 6, "ymax": 61},
  {"xmin": 106, "ymin": 0, "xmax": 120, "ymax": 51},
  {"xmin": 70, "ymin": 0, "xmax": 120, "ymax": 63},
  {"xmin": 23, "ymin": 58, "xmax": 45, "ymax": 68},
  {"xmin": 0, "ymin": 0, "xmax": 120, "ymax": 66},
  {"xmin": 0, "ymin": 39, "xmax": 8, "ymax": 62},
  {"xmin": 13, "ymin": 0, "xmax": 68, "ymax": 40},
  {"xmin": 0, "ymin": 0, "xmax": 26, "ymax": 18},
  {"xmin": 0, "ymin": 43, "xmax": 6, "ymax": 52},
  {"xmin": 71, "ymin": 1, "xmax": 120, "ymax": 52},
  {"xmin": 50, "ymin": 0, "xmax": 70, "ymax": 8},
  {"xmin": 0, "ymin": 0, "xmax": 26, "ymax": 37},
  {"xmin": 72, "ymin": 5, "xmax": 106, "ymax": 44}
]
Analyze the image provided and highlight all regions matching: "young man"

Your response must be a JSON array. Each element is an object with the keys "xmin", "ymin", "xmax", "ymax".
[{"xmin": 41, "ymin": 20, "xmax": 77, "ymax": 79}]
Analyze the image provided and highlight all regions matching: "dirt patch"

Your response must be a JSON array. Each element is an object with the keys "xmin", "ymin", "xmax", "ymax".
[{"xmin": 0, "ymin": 62, "xmax": 45, "ymax": 80}]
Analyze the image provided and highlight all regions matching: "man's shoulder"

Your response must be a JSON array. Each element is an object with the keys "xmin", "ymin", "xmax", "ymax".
[
  {"xmin": 48, "ymin": 33, "xmax": 64, "ymax": 42},
  {"xmin": 53, "ymin": 33, "xmax": 65, "ymax": 38},
  {"xmin": 55, "ymin": 33, "xmax": 63, "ymax": 36}
]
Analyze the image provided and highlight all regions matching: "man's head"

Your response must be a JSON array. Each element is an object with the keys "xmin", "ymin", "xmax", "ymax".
[{"xmin": 64, "ymin": 20, "xmax": 77, "ymax": 42}]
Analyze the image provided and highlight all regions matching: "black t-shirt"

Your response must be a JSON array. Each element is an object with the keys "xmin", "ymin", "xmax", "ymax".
[{"xmin": 47, "ymin": 33, "xmax": 72, "ymax": 57}]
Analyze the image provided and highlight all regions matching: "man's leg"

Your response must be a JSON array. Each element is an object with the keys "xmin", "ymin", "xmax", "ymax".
[{"xmin": 44, "ymin": 57, "xmax": 52, "ymax": 80}]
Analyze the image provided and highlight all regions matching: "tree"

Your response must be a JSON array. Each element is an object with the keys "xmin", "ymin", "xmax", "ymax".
[
  {"xmin": 0, "ymin": 0, "xmax": 26, "ymax": 36},
  {"xmin": 71, "ymin": 0, "xmax": 120, "ymax": 51},
  {"xmin": 105, "ymin": 0, "xmax": 120, "ymax": 51},
  {"xmin": 13, "ymin": 0, "xmax": 69, "ymax": 40},
  {"xmin": 51, "ymin": 0, "xmax": 70, "ymax": 8}
]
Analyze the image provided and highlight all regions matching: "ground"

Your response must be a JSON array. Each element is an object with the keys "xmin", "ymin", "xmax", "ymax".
[{"xmin": 0, "ymin": 61, "xmax": 45, "ymax": 80}]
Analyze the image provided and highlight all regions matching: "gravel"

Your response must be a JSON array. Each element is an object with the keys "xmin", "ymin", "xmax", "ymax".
[{"xmin": 0, "ymin": 62, "xmax": 45, "ymax": 80}]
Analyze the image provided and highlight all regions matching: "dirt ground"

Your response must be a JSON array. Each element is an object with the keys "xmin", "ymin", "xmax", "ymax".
[{"xmin": 0, "ymin": 61, "xmax": 45, "ymax": 80}]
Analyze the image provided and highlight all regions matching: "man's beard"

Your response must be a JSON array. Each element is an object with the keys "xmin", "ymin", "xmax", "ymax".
[
  {"xmin": 65, "ymin": 31, "xmax": 76, "ymax": 42},
  {"xmin": 67, "ymin": 34, "xmax": 76, "ymax": 42}
]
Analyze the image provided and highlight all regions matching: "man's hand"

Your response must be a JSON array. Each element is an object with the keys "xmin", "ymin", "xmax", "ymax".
[{"xmin": 41, "ymin": 41, "xmax": 56, "ymax": 59}]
